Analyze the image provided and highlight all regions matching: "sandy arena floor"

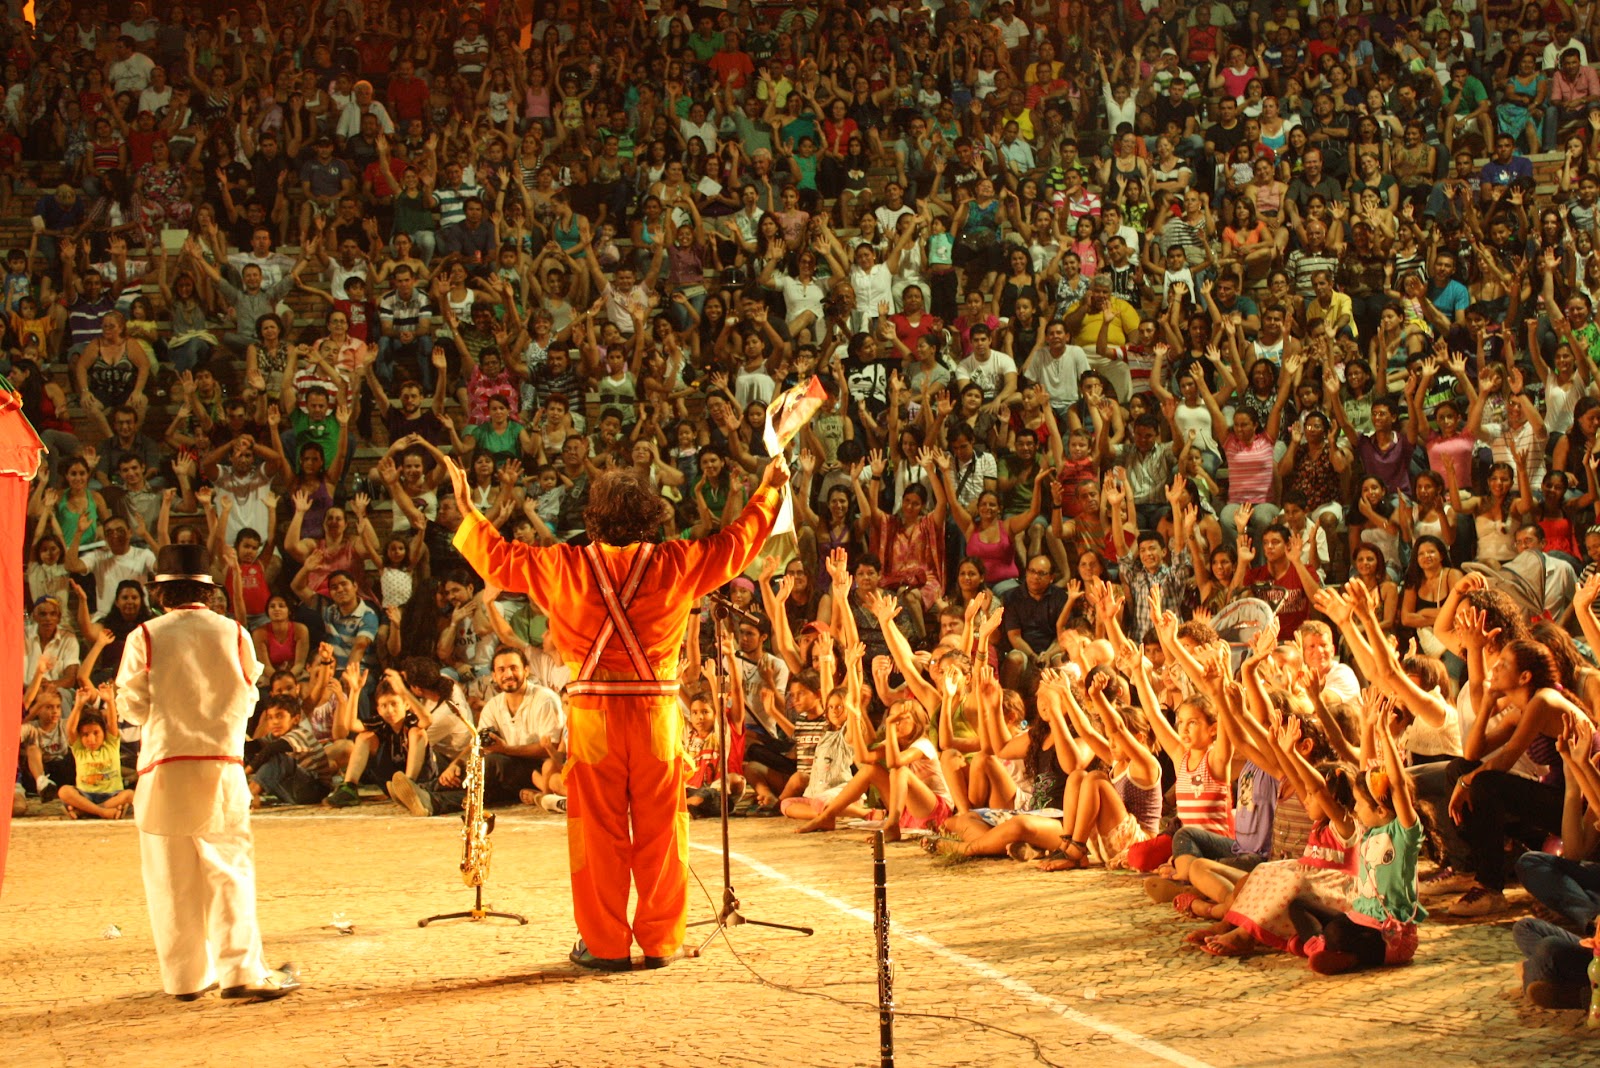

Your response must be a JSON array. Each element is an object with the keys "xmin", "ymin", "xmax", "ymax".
[{"xmin": 0, "ymin": 804, "xmax": 1590, "ymax": 1067}]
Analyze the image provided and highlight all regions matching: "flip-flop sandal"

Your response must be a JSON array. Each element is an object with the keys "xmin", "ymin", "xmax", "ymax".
[
  {"xmin": 519, "ymin": 789, "xmax": 542, "ymax": 806},
  {"xmin": 1173, "ymin": 892, "xmax": 1199, "ymax": 915}
]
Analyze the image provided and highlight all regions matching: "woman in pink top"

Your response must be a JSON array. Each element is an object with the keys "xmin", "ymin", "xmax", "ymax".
[
  {"xmin": 1201, "ymin": 372, "xmax": 1285, "ymax": 543},
  {"xmin": 948, "ymin": 474, "xmax": 1050, "ymax": 597},
  {"xmin": 1208, "ymin": 46, "xmax": 1260, "ymax": 102},
  {"xmin": 1412, "ymin": 395, "xmax": 1475, "ymax": 486}
]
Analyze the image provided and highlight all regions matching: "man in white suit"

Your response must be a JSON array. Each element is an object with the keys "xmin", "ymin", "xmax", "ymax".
[{"xmin": 116, "ymin": 544, "xmax": 301, "ymax": 1003}]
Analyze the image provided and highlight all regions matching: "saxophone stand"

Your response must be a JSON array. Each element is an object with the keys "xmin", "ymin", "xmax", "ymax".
[
  {"xmin": 689, "ymin": 599, "xmax": 814, "ymax": 957},
  {"xmin": 419, "ymin": 880, "xmax": 529, "ymax": 927},
  {"xmin": 420, "ymin": 732, "xmax": 528, "ymax": 928}
]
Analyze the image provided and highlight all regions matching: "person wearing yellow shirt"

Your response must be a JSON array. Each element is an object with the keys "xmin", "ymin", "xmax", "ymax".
[{"xmin": 1062, "ymin": 275, "xmax": 1140, "ymax": 350}]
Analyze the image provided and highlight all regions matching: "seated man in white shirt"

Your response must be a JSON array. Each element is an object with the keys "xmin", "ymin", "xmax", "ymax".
[
  {"xmin": 1516, "ymin": 522, "xmax": 1579, "ymax": 620},
  {"xmin": 956, "ymin": 323, "xmax": 1017, "ymax": 416},
  {"xmin": 1295, "ymin": 620, "xmax": 1361, "ymax": 709},
  {"xmin": 64, "ymin": 515, "xmax": 157, "ymax": 609}
]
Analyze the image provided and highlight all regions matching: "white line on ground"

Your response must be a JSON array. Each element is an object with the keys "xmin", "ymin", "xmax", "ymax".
[{"xmin": 688, "ymin": 841, "xmax": 1219, "ymax": 1068}]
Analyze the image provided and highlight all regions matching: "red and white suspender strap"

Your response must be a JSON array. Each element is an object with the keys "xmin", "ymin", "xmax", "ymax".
[{"xmin": 568, "ymin": 542, "xmax": 678, "ymax": 697}]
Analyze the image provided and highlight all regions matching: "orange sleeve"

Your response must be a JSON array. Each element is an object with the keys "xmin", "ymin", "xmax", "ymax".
[
  {"xmin": 682, "ymin": 485, "xmax": 784, "ymax": 598},
  {"xmin": 452, "ymin": 511, "xmax": 564, "ymax": 603}
]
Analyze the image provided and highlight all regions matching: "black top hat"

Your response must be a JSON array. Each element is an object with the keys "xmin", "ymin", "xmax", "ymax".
[{"xmin": 152, "ymin": 543, "xmax": 219, "ymax": 586}]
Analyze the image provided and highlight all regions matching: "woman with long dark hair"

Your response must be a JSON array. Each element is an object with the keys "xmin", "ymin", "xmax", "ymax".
[{"xmin": 1444, "ymin": 635, "xmax": 1584, "ymax": 918}]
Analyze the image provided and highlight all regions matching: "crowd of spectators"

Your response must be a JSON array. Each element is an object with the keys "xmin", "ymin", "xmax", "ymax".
[{"xmin": 9, "ymin": 0, "xmax": 1600, "ymax": 1013}]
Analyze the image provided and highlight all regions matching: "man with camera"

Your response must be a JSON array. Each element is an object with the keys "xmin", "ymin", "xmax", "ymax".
[{"xmin": 389, "ymin": 646, "xmax": 563, "ymax": 818}]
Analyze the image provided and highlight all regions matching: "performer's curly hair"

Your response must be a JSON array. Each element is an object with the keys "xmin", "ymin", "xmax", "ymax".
[
  {"xmin": 155, "ymin": 579, "xmax": 215, "ymax": 609},
  {"xmin": 584, "ymin": 468, "xmax": 671, "ymax": 546}
]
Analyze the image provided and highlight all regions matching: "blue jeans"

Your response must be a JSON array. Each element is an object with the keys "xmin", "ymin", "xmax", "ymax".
[
  {"xmin": 406, "ymin": 230, "xmax": 438, "ymax": 263},
  {"xmin": 378, "ymin": 335, "xmax": 437, "ymax": 390},
  {"xmin": 1219, "ymin": 501, "xmax": 1280, "ymax": 548},
  {"xmin": 1512, "ymin": 917, "xmax": 1589, "ymax": 988},
  {"xmin": 1171, "ymin": 826, "xmax": 1267, "ymax": 870},
  {"xmin": 251, "ymin": 751, "xmax": 329, "ymax": 805},
  {"xmin": 1516, "ymin": 851, "xmax": 1600, "ymax": 930},
  {"xmin": 166, "ymin": 337, "xmax": 213, "ymax": 374}
]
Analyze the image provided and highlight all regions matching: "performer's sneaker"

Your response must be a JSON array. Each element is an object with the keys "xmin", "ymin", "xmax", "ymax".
[
  {"xmin": 222, "ymin": 963, "xmax": 301, "ymax": 1002},
  {"xmin": 388, "ymin": 774, "xmax": 433, "ymax": 817},
  {"xmin": 569, "ymin": 940, "xmax": 632, "ymax": 972},
  {"xmin": 325, "ymin": 782, "xmax": 361, "ymax": 808},
  {"xmin": 540, "ymin": 794, "xmax": 567, "ymax": 814}
]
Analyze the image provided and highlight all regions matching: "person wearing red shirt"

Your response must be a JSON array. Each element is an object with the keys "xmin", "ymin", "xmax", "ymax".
[
  {"xmin": 707, "ymin": 30, "xmax": 756, "ymax": 90},
  {"xmin": 386, "ymin": 59, "xmax": 430, "ymax": 125},
  {"xmin": 890, "ymin": 285, "xmax": 943, "ymax": 353},
  {"xmin": 1236, "ymin": 522, "xmax": 1321, "ymax": 639}
]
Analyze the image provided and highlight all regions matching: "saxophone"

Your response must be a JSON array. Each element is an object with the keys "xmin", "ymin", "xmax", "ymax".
[{"xmin": 460, "ymin": 729, "xmax": 495, "ymax": 888}]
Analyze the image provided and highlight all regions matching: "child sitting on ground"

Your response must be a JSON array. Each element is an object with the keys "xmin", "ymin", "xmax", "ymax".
[
  {"xmin": 782, "ymin": 636, "xmax": 874, "ymax": 823},
  {"xmin": 57, "ymin": 683, "xmax": 134, "ymax": 819},
  {"xmin": 325, "ymin": 664, "xmax": 435, "ymax": 808},
  {"xmin": 1194, "ymin": 704, "xmax": 1364, "ymax": 958},
  {"xmin": 777, "ymin": 670, "xmax": 827, "ymax": 803},
  {"xmin": 798, "ymin": 667, "xmax": 955, "ymax": 842},
  {"xmin": 684, "ymin": 655, "xmax": 747, "ymax": 818},
  {"xmin": 245, "ymin": 694, "xmax": 330, "ymax": 806},
  {"xmin": 1301, "ymin": 700, "xmax": 1426, "ymax": 974}
]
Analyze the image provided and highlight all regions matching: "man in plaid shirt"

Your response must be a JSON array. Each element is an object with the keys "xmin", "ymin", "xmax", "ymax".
[{"xmin": 1119, "ymin": 518, "xmax": 1195, "ymax": 644}]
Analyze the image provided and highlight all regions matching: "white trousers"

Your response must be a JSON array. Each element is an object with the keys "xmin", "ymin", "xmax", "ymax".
[{"xmin": 139, "ymin": 830, "xmax": 267, "ymax": 995}]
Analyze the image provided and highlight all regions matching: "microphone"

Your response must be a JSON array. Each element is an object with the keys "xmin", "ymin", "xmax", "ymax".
[{"xmin": 706, "ymin": 590, "xmax": 760, "ymax": 626}]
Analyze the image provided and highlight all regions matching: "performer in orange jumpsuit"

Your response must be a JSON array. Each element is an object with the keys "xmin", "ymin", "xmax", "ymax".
[{"xmin": 446, "ymin": 454, "xmax": 787, "ymax": 969}]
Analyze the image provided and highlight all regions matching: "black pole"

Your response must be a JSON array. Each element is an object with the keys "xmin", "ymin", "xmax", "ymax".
[
  {"xmin": 688, "ymin": 602, "xmax": 814, "ymax": 954},
  {"xmin": 714, "ymin": 604, "xmax": 734, "ymax": 902},
  {"xmin": 875, "ymin": 829, "xmax": 894, "ymax": 1068}
]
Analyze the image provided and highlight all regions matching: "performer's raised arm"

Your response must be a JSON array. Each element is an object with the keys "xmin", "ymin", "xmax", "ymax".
[
  {"xmin": 680, "ymin": 456, "xmax": 791, "ymax": 597},
  {"xmin": 444, "ymin": 456, "xmax": 562, "ymax": 602}
]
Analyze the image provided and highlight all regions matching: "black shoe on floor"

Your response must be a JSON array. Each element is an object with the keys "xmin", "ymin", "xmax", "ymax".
[
  {"xmin": 642, "ymin": 948, "xmax": 687, "ymax": 969},
  {"xmin": 569, "ymin": 940, "xmax": 632, "ymax": 972},
  {"xmin": 222, "ymin": 963, "xmax": 301, "ymax": 1002}
]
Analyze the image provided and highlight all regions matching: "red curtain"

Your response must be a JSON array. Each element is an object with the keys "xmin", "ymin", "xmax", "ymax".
[{"xmin": 0, "ymin": 474, "xmax": 28, "ymax": 897}]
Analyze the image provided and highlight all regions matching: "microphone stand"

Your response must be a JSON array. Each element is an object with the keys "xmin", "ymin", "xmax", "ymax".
[{"xmin": 689, "ymin": 600, "xmax": 814, "ymax": 957}]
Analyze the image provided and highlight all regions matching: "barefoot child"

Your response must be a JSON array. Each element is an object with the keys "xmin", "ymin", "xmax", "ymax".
[
  {"xmin": 1303, "ymin": 701, "xmax": 1426, "ymax": 974},
  {"xmin": 1200, "ymin": 708, "xmax": 1363, "ymax": 958},
  {"xmin": 57, "ymin": 684, "xmax": 135, "ymax": 819},
  {"xmin": 929, "ymin": 668, "xmax": 1095, "ymax": 857}
]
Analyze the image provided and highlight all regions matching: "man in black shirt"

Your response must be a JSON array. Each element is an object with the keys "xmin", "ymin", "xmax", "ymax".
[
  {"xmin": 1205, "ymin": 97, "xmax": 1247, "ymax": 196},
  {"xmin": 1000, "ymin": 554, "xmax": 1069, "ymax": 690},
  {"xmin": 1149, "ymin": 76, "xmax": 1202, "ymax": 157}
]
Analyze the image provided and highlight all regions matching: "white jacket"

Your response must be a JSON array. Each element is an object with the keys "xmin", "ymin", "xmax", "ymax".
[{"xmin": 116, "ymin": 605, "xmax": 264, "ymax": 836}]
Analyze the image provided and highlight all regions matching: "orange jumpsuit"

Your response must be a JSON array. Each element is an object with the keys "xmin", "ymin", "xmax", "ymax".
[{"xmin": 453, "ymin": 486, "xmax": 782, "ymax": 959}]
